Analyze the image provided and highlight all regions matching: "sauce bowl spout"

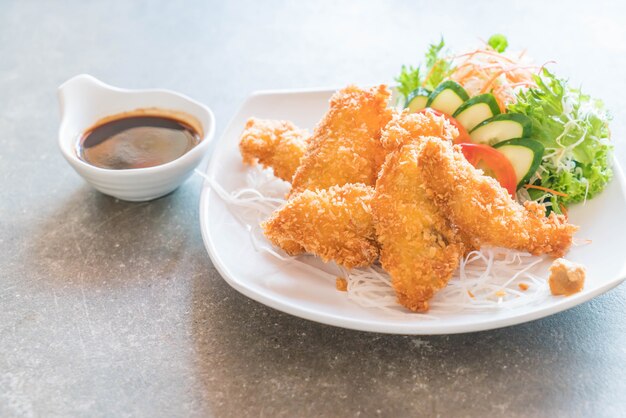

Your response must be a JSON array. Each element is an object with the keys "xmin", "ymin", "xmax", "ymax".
[{"xmin": 58, "ymin": 74, "xmax": 111, "ymax": 121}]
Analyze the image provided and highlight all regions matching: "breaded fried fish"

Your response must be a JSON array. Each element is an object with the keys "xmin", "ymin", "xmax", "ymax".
[
  {"xmin": 290, "ymin": 85, "xmax": 393, "ymax": 195},
  {"xmin": 239, "ymin": 117, "xmax": 309, "ymax": 182},
  {"xmin": 418, "ymin": 138, "xmax": 577, "ymax": 257},
  {"xmin": 372, "ymin": 141, "xmax": 465, "ymax": 312},
  {"xmin": 262, "ymin": 184, "xmax": 378, "ymax": 269},
  {"xmin": 380, "ymin": 109, "xmax": 459, "ymax": 153}
]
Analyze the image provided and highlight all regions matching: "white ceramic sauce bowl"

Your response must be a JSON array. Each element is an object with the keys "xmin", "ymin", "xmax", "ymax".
[{"xmin": 58, "ymin": 74, "xmax": 215, "ymax": 201}]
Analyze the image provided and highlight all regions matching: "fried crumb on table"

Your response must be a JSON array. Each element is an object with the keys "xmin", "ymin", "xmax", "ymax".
[{"xmin": 335, "ymin": 277, "xmax": 348, "ymax": 292}]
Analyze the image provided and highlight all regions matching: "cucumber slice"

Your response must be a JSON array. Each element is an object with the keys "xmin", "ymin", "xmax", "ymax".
[
  {"xmin": 426, "ymin": 80, "xmax": 469, "ymax": 115},
  {"xmin": 452, "ymin": 94, "xmax": 501, "ymax": 131},
  {"xmin": 405, "ymin": 87, "xmax": 431, "ymax": 113},
  {"xmin": 469, "ymin": 113, "xmax": 532, "ymax": 145},
  {"xmin": 493, "ymin": 138, "xmax": 545, "ymax": 188}
]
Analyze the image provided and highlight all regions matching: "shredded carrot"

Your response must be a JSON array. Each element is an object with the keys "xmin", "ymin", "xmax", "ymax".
[
  {"xmin": 537, "ymin": 60, "xmax": 557, "ymax": 74},
  {"xmin": 518, "ymin": 283, "xmax": 529, "ymax": 291},
  {"xmin": 480, "ymin": 65, "xmax": 540, "ymax": 94},
  {"xmin": 449, "ymin": 48, "xmax": 538, "ymax": 108},
  {"xmin": 467, "ymin": 290, "xmax": 475, "ymax": 298},
  {"xmin": 559, "ymin": 203, "xmax": 569, "ymax": 218},
  {"xmin": 452, "ymin": 65, "xmax": 490, "ymax": 85},
  {"xmin": 480, "ymin": 69, "xmax": 507, "ymax": 94},
  {"xmin": 508, "ymin": 81, "xmax": 537, "ymax": 88},
  {"xmin": 453, "ymin": 49, "xmax": 516, "ymax": 64},
  {"xmin": 524, "ymin": 184, "xmax": 569, "ymax": 197},
  {"xmin": 491, "ymin": 88, "xmax": 507, "ymax": 113},
  {"xmin": 518, "ymin": 49, "xmax": 528, "ymax": 60},
  {"xmin": 450, "ymin": 61, "xmax": 481, "ymax": 76},
  {"xmin": 450, "ymin": 49, "xmax": 483, "ymax": 61}
]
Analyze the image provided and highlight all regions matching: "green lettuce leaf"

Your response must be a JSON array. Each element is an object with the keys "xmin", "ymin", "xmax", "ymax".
[
  {"xmin": 396, "ymin": 64, "xmax": 421, "ymax": 98},
  {"xmin": 395, "ymin": 38, "xmax": 454, "ymax": 101},
  {"xmin": 508, "ymin": 69, "xmax": 613, "ymax": 207}
]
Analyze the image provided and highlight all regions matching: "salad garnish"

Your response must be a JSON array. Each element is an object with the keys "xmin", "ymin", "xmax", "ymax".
[
  {"xmin": 508, "ymin": 69, "xmax": 612, "ymax": 210},
  {"xmin": 396, "ymin": 35, "xmax": 612, "ymax": 213},
  {"xmin": 487, "ymin": 33, "xmax": 508, "ymax": 53},
  {"xmin": 395, "ymin": 38, "xmax": 453, "ymax": 97}
]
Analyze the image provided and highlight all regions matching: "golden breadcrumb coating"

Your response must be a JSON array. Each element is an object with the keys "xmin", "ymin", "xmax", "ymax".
[
  {"xmin": 418, "ymin": 138, "xmax": 577, "ymax": 257},
  {"xmin": 380, "ymin": 109, "xmax": 459, "ymax": 153},
  {"xmin": 239, "ymin": 117, "xmax": 309, "ymax": 182},
  {"xmin": 379, "ymin": 110, "xmax": 476, "ymax": 253},
  {"xmin": 289, "ymin": 85, "xmax": 393, "ymax": 195},
  {"xmin": 335, "ymin": 277, "xmax": 348, "ymax": 292},
  {"xmin": 262, "ymin": 184, "xmax": 378, "ymax": 269},
  {"xmin": 372, "ymin": 141, "xmax": 465, "ymax": 312}
]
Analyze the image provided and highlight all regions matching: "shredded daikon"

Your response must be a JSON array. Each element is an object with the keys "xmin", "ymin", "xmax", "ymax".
[{"xmin": 198, "ymin": 166, "xmax": 553, "ymax": 317}]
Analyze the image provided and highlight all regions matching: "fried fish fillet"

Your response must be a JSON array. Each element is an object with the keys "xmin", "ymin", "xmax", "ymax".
[
  {"xmin": 380, "ymin": 109, "xmax": 459, "ymax": 153},
  {"xmin": 262, "ymin": 184, "xmax": 378, "ymax": 269},
  {"xmin": 289, "ymin": 85, "xmax": 393, "ymax": 196},
  {"xmin": 380, "ymin": 110, "xmax": 477, "ymax": 252},
  {"xmin": 239, "ymin": 117, "xmax": 309, "ymax": 182},
  {"xmin": 372, "ymin": 141, "xmax": 465, "ymax": 312},
  {"xmin": 418, "ymin": 137, "xmax": 577, "ymax": 257}
]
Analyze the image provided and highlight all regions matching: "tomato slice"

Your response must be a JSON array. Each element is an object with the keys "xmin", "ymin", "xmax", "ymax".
[
  {"xmin": 415, "ymin": 108, "xmax": 471, "ymax": 144},
  {"xmin": 459, "ymin": 143, "xmax": 517, "ymax": 196}
]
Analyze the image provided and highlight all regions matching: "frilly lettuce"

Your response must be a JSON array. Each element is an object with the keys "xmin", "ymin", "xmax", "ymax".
[
  {"xmin": 395, "ymin": 38, "xmax": 454, "ymax": 100},
  {"xmin": 508, "ymin": 69, "xmax": 612, "ymax": 208}
]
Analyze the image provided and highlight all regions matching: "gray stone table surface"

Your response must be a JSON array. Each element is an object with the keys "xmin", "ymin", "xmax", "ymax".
[{"xmin": 1, "ymin": 0, "xmax": 625, "ymax": 417}]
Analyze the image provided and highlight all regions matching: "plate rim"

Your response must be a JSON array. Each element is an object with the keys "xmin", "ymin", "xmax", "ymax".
[{"xmin": 198, "ymin": 88, "xmax": 626, "ymax": 335}]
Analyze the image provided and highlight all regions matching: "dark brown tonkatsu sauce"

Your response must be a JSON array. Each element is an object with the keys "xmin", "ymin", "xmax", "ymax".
[{"xmin": 78, "ymin": 115, "xmax": 200, "ymax": 169}]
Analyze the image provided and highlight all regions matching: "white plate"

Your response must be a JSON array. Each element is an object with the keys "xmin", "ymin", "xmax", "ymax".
[{"xmin": 199, "ymin": 88, "xmax": 626, "ymax": 335}]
